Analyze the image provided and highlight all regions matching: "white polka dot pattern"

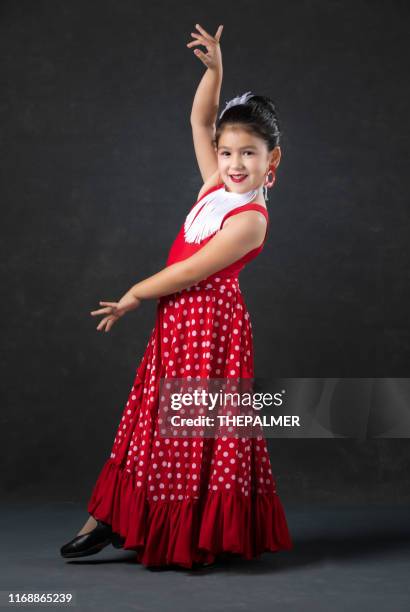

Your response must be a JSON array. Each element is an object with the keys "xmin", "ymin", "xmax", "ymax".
[
  {"xmin": 87, "ymin": 272, "xmax": 293, "ymax": 567},
  {"xmin": 107, "ymin": 276, "xmax": 276, "ymax": 501}
]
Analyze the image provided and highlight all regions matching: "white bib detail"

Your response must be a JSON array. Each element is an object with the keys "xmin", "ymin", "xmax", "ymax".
[{"xmin": 184, "ymin": 185, "xmax": 258, "ymax": 244}]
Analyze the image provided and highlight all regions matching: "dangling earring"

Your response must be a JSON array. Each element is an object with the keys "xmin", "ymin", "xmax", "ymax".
[{"xmin": 263, "ymin": 167, "xmax": 276, "ymax": 201}]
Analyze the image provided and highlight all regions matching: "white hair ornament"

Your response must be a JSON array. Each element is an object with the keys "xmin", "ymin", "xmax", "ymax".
[{"xmin": 219, "ymin": 90, "xmax": 254, "ymax": 120}]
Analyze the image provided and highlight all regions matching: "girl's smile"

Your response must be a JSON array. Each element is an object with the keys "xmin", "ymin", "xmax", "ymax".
[
  {"xmin": 229, "ymin": 174, "xmax": 248, "ymax": 183},
  {"xmin": 216, "ymin": 127, "xmax": 280, "ymax": 197}
]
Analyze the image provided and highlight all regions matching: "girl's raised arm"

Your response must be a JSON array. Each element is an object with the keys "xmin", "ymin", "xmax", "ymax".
[{"xmin": 188, "ymin": 24, "xmax": 223, "ymax": 184}]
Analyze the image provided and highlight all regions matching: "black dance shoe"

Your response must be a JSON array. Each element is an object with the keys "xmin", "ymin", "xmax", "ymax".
[{"xmin": 60, "ymin": 520, "xmax": 113, "ymax": 558}]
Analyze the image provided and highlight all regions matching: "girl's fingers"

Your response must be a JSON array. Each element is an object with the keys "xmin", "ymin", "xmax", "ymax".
[
  {"xmin": 194, "ymin": 23, "xmax": 213, "ymax": 42},
  {"xmin": 105, "ymin": 317, "xmax": 117, "ymax": 332},
  {"xmin": 91, "ymin": 307, "xmax": 112, "ymax": 316},
  {"xmin": 214, "ymin": 25, "xmax": 223, "ymax": 41},
  {"xmin": 96, "ymin": 316, "xmax": 109, "ymax": 330},
  {"xmin": 96, "ymin": 315, "xmax": 116, "ymax": 331},
  {"xmin": 187, "ymin": 38, "xmax": 208, "ymax": 48},
  {"xmin": 187, "ymin": 33, "xmax": 210, "ymax": 50},
  {"xmin": 193, "ymin": 48, "xmax": 210, "ymax": 66},
  {"xmin": 91, "ymin": 301, "xmax": 118, "ymax": 316}
]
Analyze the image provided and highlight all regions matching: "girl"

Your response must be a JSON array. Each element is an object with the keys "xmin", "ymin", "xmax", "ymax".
[{"xmin": 60, "ymin": 23, "xmax": 293, "ymax": 569}]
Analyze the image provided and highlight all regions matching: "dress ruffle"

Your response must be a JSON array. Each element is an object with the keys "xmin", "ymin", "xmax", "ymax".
[{"xmin": 87, "ymin": 457, "xmax": 293, "ymax": 568}]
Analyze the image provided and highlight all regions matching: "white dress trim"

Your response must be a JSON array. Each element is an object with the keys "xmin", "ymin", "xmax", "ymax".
[{"xmin": 184, "ymin": 184, "xmax": 258, "ymax": 244}]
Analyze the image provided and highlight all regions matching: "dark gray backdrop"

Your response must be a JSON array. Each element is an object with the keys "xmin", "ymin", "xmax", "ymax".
[{"xmin": 1, "ymin": 0, "xmax": 409, "ymax": 504}]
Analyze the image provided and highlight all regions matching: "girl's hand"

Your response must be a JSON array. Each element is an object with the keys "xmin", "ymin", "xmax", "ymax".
[
  {"xmin": 90, "ymin": 297, "xmax": 141, "ymax": 332},
  {"xmin": 187, "ymin": 23, "xmax": 223, "ymax": 71}
]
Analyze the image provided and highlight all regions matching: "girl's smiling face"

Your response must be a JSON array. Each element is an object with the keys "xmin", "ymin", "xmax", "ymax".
[{"xmin": 216, "ymin": 126, "xmax": 280, "ymax": 193}]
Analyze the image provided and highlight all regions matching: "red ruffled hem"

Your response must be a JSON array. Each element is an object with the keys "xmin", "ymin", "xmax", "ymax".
[{"xmin": 87, "ymin": 458, "xmax": 293, "ymax": 568}]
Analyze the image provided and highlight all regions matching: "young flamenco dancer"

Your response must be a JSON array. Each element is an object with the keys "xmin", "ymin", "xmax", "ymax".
[{"xmin": 60, "ymin": 23, "xmax": 293, "ymax": 570}]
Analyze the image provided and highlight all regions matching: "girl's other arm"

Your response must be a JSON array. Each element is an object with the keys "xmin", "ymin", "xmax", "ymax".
[
  {"xmin": 181, "ymin": 211, "xmax": 267, "ymax": 284},
  {"xmin": 119, "ymin": 211, "xmax": 266, "ymax": 304},
  {"xmin": 188, "ymin": 24, "xmax": 223, "ymax": 182}
]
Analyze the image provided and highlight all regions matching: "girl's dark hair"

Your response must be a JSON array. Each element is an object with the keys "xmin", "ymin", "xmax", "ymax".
[{"xmin": 214, "ymin": 94, "xmax": 281, "ymax": 151}]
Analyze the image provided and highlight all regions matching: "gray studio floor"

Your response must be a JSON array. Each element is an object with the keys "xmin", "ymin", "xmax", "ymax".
[{"xmin": 1, "ymin": 503, "xmax": 410, "ymax": 611}]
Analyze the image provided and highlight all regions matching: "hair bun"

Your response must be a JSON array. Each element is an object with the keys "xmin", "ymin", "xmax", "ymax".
[{"xmin": 215, "ymin": 92, "xmax": 281, "ymax": 151}]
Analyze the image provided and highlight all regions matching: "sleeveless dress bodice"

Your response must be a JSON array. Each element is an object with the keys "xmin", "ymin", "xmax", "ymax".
[{"xmin": 165, "ymin": 182, "xmax": 269, "ymax": 280}]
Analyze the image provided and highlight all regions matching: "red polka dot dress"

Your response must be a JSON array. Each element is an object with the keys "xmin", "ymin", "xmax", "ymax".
[{"xmin": 87, "ymin": 182, "xmax": 293, "ymax": 568}]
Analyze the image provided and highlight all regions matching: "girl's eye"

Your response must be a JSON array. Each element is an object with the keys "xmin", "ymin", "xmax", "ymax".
[{"xmin": 220, "ymin": 151, "xmax": 254, "ymax": 156}]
